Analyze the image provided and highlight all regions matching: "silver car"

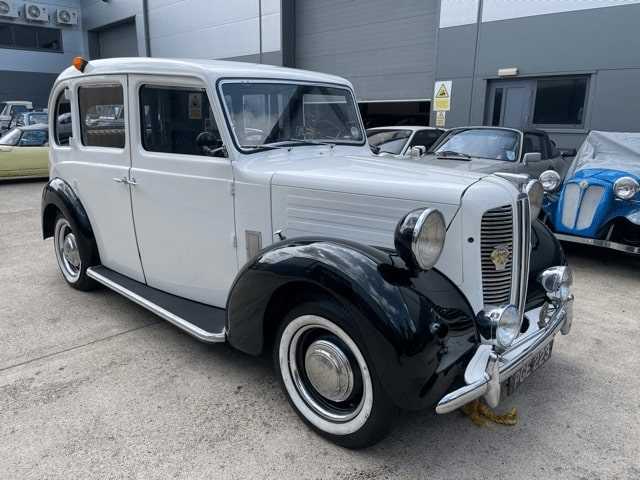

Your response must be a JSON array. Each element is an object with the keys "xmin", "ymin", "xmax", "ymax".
[
  {"xmin": 367, "ymin": 126, "xmax": 446, "ymax": 157},
  {"xmin": 417, "ymin": 126, "xmax": 572, "ymax": 178}
]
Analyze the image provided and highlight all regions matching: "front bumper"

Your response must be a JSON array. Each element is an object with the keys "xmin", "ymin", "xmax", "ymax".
[
  {"xmin": 436, "ymin": 295, "xmax": 573, "ymax": 414},
  {"xmin": 554, "ymin": 233, "xmax": 640, "ymax": 255}
]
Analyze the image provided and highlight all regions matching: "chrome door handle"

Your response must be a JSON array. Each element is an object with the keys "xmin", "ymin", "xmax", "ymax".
[
  {"xmin": 126, "ymin": 177, "xmax": 137, "ymax": 186},
  {"xmin": 113, "ymin": 177, "xmax": 127, "ymax": 183}
]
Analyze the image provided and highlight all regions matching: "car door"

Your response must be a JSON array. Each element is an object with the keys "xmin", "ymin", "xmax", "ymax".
[
  {"xmin": 13, "ymin": 129, "xmax": 49, "ymax": 176},
  {"xmin": 128, "ymin": 75, "xmax": 237, "ymax": 307},
  {"xmin": 58, "ymin": 77, "xmax": 145, "ymax": 282}
]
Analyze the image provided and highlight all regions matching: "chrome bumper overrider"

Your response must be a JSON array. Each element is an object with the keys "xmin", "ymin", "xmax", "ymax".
[{"xmin": 435, "ymin": 296, "xmax": 573, "ymax": 414}]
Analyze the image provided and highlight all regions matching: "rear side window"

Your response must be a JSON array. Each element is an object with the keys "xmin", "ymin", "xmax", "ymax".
[
  {"xmin": 19, "ymin": 130, "xmax": 48, "ymax": 146},
  {"xmin": 409, "ymin": 130, "xmax": 444, "ymax": 150},
  {"xmin": 139, "ymin": 85, "xmax": 221, "ymax": 157},
  {"xmin": 54, "ymin": 89, "xmax": 72, "ymax": 146},
  {"xmin": 78, "ymin": 84, "xmax": 125, "ymax": 148},
  {"xmin": 523, "ymin": 133, "xmax": 547, "ymax": 158}
]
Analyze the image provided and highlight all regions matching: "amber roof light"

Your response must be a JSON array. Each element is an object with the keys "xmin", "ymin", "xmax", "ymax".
[{"xmin": 72, "ymin": 56, "xmax": 88, "ymax": 72}]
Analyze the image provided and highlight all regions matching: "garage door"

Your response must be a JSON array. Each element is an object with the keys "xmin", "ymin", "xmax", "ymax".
[
  {"xmin": 294, "ymin": 0, "xmax": 438, "ymax": 101},
  {"xmin": 91, "ymin": 19, "xmax": 139, "ymax": 59}
]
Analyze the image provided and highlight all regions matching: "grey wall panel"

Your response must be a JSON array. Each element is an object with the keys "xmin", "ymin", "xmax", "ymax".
[
  {"xmin": 0, "ymin": 71, "xmax": 58, "ymax": 109},
  {"xmin": 435, "ymin": 24, "xmax": 477, "ymax": 79},
  {"xmin": 223, "ymin": 51, "xmax": 283, "ymax": 67},
  {"xmin": 295, "ymin": 0, "xmax": 438, "ymax": 101},
  {"xmin": 476, "ymin": 4, "xmax": 640, "ymax": 77},
  {"xmin": 589, "ymin": 69, "xmax": 640, "ymax": 132},
  {"xmin": 93, "ymin": 20, "xmax": 139, "ymax": 59}
]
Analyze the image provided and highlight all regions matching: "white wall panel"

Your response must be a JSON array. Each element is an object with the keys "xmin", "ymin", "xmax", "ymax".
[
  {"xmin": 482, "ymin": 0, "xmax": 640, "ymax": 23},
  {"xmin": 261, "ymin": 12, "xmax": 280, "ymax": 53},
  {"xmin": 439, "ymin": 0, "xmax": 479, "ymax": 28}
]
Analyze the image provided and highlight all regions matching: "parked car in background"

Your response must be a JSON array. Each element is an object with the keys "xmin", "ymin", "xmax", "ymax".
[
  {"xmin": 367, "ymin": 126, "xmax": 445, "ymax": 157},
  {"xmin": 541, "ymin": 131, "xmax": 640, "ymax": 254},
  {"xmin": 0, "ymin": 101, "xmax": 34, "ymax": 134},
  {"xmin": 42, "ymin": 57, "xmax": 573, "ymax": 448},
  {"xmin": 17, "ymin": 111, "xmax": 49, "ymax": 127},
  {"xmin": 414, "ymin": 127, "xmax": 571, "ymax": 179},
  {"xmin": 0, "ymin": 124, "xmax": 49, "ymax": 179}
]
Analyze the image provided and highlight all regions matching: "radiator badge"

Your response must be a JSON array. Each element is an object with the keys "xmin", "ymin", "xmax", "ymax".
[
  {"xmin": 579, "ymin": 180, "xmax": 589, "ymax": 189},
  {"xmin": 490, "ymin": 244, "xmax": 511, "ymax": 271}
]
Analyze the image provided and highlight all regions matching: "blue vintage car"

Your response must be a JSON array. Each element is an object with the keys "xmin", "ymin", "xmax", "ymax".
[{"xmin": 540, "ymin": 131, "xmax": 640, "ymax": 255}]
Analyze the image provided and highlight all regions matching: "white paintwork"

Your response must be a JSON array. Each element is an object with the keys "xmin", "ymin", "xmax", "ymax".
[
  {"xmin": 49, "ymin": 76, "xmax": 145, "ymax": 282},
  {"xmin": 127, "ymin": 74, "xmax": 237, "ymax": 306},
  {"xmin": 50, "ymin": 58, "xmax": 523, "ymax": 314}
]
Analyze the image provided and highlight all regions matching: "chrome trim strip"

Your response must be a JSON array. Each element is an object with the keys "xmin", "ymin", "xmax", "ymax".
[
  {"xmin": 435, "ymin": 301, "xmax": 568, "ymax": 414},
  {"xmin": 554, "ymin": 233, "xmax": 640, "ymax": 255},
  {"xmin": 87, "ymin": 267, "xmax": 226, "ymax": 343},
  {"xmin": 513, "ymin": 193, "xmax": 531, "ymax": 319}
]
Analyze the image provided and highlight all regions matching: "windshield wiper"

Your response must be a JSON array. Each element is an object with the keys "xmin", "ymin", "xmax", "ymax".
[
  {"xmin": 435, "ymin": 150, "xmax": 472, "ymax": 160},
  {"xmin": 241, "ymin": 139, "xmax": 336, "ymax": 151}
]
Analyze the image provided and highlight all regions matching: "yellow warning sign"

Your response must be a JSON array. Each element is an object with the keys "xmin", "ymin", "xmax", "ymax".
[{"xmin": 433, "ymin": 80, "xmax": 452, "ymax": 111}]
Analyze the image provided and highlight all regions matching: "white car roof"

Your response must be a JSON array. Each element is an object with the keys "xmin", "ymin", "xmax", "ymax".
[{"xmin": 56, "ymin": 57, "xmax": 353, "ymax": 89}]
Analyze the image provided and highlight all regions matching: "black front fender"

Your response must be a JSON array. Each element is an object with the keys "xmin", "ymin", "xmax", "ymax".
[{"xmin": 226, "ymin": 238, "xmax": 477, "ymax": 410}]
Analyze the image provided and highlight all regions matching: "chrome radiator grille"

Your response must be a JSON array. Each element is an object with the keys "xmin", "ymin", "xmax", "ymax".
[
  {"xmin": 561, "ymin": 182, "xmax": 605, "ymax": 230},
  {"xmin": 481, "ymin": 205, "xmax": 514, "ymax": 305}
]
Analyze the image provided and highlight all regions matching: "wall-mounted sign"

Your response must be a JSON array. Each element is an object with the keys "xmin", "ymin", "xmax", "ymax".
[
  {"xmin": 435, "ymin": 111, "xmax": 446, "ymax": 128},
  {"xmin": 433, "ymin": 80, "xmax": 452, "ymax": 112}
]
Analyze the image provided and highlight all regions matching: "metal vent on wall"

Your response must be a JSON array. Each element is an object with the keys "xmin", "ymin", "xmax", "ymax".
[{"xmin": 480, "ymin": 205, "xmax": 514, "ymax": 306}]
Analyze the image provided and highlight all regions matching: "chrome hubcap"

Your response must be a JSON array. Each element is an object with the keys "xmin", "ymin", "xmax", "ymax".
[
  {"xmin": 55, "ymin": 219, "xmax": 81, "ymax": 282},
  {"xmin": 304, "ymin": 339, "xmax": 354, "ymax": 403},
  {"xmin": 63, "ymin": 234, "xmax": 81, "ymax": 269}
]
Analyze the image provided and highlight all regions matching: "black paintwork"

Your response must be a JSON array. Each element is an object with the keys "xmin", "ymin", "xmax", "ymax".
[
  {"xmin": 528, "ymin": 219, "xmax": 566, "ymax": 310},
  {"xmin": 226, "ymin": 237, "xmax": 477, "ymax": 411},
  {"xmin": 41, "ymin": 177, "xmax": 99, "ymax": 264},
  {"xmin": 91, "ymin": 266, "xmax": 226, "ymax": 334}
]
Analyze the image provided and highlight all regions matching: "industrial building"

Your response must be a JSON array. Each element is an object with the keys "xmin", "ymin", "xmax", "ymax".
[{"xmin": 1, "ymin": 0, "xmax": 639, "ymax": 148}]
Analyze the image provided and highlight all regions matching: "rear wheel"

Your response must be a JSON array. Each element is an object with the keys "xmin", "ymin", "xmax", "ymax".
[
  {"xmin": 274, "ymin": 300, "xmax": 396, "ymax": 448},
  {"xmin": 53, "ymin": 214, "xmax": 97, "ymax": 291}
]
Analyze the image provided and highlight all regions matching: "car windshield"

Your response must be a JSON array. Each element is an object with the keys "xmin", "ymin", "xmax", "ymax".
[
  {"xmin": 433, "ymin": 128, "xmax": 520, "ymax": 161},
  {"xmin": 29, "ymin": 113, "xmax": 48, "ymax": 125},
  {"xmin": 367, "ymin": 129, "xmax": 412, "ymax": 155},
  {"xmin": 0, "ymin": 128, "xmax": 22, "ymax": 146},
  {"xmin": 219, "ymin": 81, "xmax": 364, "ymax": 151}
]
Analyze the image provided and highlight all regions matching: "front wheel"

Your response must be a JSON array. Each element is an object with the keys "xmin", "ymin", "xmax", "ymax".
[
  {"xmin": 53, "ymin": 214, "xmax": 97, "ymax": 291},
  {"xmin": 274, "ymin": 300, "xmax": 396, "ymax": 448}
]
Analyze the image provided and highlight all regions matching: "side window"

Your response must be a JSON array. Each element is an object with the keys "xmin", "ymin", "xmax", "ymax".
[
  {"xmin": 54, "ymin": 89, "xmax": 72, "ymax": 146},
  {"xmin": 139, "ymin": 85, "xmax": 222, "ymax": 157},
  {"xmin": 409, "ymin": 130, "xmax": 444, "ymax": 150},
  {"xmin": 78, "ymin": 84, "xmax": 125, "ymax": 148},
  {"xmin": 18, "ymin": 130, "xmax": 48, "ymax": 146}
]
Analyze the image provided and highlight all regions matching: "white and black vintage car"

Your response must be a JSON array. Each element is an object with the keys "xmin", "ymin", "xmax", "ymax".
[{"xmin": 42, "ymin": 58, "xmax": 574, "ymax": 448}]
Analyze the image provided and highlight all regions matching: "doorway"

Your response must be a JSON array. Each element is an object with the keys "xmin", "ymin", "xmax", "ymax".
[
  {"xmin": 486, "ymin": 79, "xmax": 535, "ymax": 129},
  {"xmin": 88, "ymin": 19, "xmax": 139, "ymax": 59}
]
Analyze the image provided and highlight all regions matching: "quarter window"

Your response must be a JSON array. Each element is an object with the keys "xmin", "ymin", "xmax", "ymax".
[
  {"xmin": 139, "ymin": 85, "xmax": 222, "ymax": 157},
  {"xmin": 54, "ymin": 89, "xmax": 73, "ymax": 146},
  {"xmin": 78, "ymin": 85, "xmax": 125, "ymax": 148},
  {"xmin": 533, "ymin": 77, "xmax": 588, "ymax": 126}
]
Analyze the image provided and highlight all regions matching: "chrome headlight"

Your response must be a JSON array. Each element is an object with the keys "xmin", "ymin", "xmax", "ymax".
[
  {"xmin": 395, "ymin": 208, "xmax": 446, "ymax": 271},
  {"xmin": 478, "ymin": 304, "xmax": 520, "ymax": 350},
  {"xmin": 526, "ymin": 179, "xmax": 544, "ymax": 218},
  {"xmin": 613, "ymin": 176, "xmax": 639, "ymax": 200},
  {"xmin": 539, "ymin": 266, "xmax": 573, "ymax": 302},
  {"xmin": 539, "ymin": 170, "xmax": 561, "ymax": 193}
]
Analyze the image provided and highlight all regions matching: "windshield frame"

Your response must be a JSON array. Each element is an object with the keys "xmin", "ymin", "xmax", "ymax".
[
  {"xmin": 216, "ymin": 78, "xmax": 367, "ymax": 154},
  {"xmin": 429, "ymin": 127, "xmax": 523, "ymax": 162}
]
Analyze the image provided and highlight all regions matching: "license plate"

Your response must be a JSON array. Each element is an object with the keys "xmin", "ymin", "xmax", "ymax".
[{"xmin": 506, "ymin": 341, "xmax": 553, "ymax": 395}]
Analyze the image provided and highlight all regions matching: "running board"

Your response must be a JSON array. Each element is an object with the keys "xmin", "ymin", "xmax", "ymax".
[{"xmin": 87, "ymin": 266, "xmax": 226, "ymax": 343}]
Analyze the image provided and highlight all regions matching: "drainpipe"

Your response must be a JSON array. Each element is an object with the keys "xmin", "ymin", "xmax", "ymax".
[
  {"xmin": 468, "ymin": 0, "xmax": 483, "ymax": 124},
  {"xmin": 142, "ymin": 0, "xmax": 151, "ymax": 57}
]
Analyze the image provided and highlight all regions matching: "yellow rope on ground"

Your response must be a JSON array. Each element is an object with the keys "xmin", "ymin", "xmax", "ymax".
[{"xmin": 461, "ymin": 399, "xmax": 518, "ymax": 426}]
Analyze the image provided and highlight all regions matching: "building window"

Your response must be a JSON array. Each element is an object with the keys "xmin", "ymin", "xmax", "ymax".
[
  {"xmin": 358, "ymin": 101, "xmax": 430, "ymax": 129},
  {"xmin": 0, "ymin": 22, "xmax": 63, "ymax": 53},
  {"xmin": 78, "ymin": 84, "xmax": 126, "ymax": 148},
  {"xmin": 533, "ymin": 77, "xmax": 588, "ymax": 127}
]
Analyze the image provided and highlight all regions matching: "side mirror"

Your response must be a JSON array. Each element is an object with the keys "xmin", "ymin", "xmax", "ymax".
[
  {"xmin": 408, "ymin": 145, "xmax": 426, "ymax": 158},
  {"xmin": 522, "ymin": 152, "xmax": 542, "ymax": 164},
  {"xmin": 560, "ymin": 148, "xmax": 577, "ymax": 158}
]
